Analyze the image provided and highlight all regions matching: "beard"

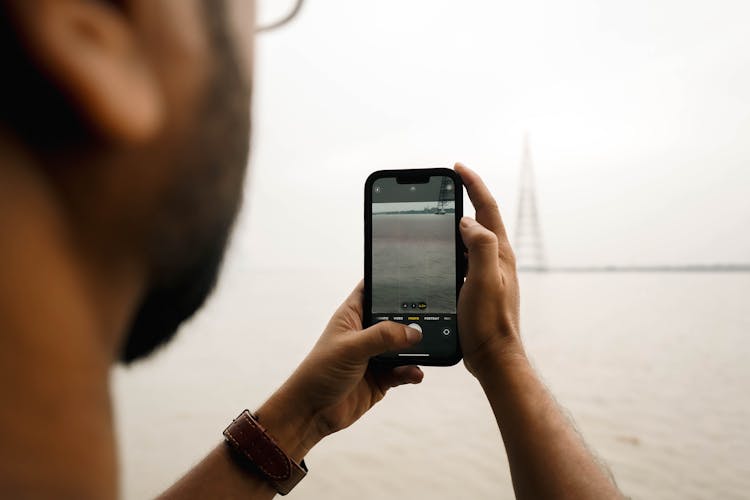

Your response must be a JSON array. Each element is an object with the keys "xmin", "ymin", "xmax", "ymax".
[{"xmin": 120, "ymin": 2, "xmax": 251, "ymax": 363}]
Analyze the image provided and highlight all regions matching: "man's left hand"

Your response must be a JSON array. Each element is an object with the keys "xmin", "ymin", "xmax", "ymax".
[{"xmin": 256, "ymin": 281, "xmax": 423, "ymax": 461}]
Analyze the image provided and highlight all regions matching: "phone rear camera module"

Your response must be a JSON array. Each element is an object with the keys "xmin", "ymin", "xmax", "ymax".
[{"xmin": 374, "ymin": 186, "xmax": 381, "ymax": 194}]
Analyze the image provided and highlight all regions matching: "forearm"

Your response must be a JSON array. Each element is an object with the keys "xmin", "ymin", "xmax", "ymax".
[
  {"xmin": 157, "ymin": 444, "xmax": 276, "ymax": 500},
  {"xmin": 476, "ymin": 353, "xmax": 622, "ymax": 500},
  {"xmin": 158, "ymin": 392, "xmax": 322, "ymax": 500}
]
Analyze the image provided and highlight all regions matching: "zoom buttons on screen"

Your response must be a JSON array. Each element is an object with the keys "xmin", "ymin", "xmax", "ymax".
[{"xmin": 408, "ymin": 323, "xmax": 422, "ymax": 333}]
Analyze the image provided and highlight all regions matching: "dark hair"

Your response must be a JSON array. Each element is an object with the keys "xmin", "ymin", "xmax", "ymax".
[
  {"xmin": 0, "ymin": 4, "xmax": 93, "ymax": 151},
  {"xmin": 120, "ymin": 0, "xmax": 249, "ymax": 363}
]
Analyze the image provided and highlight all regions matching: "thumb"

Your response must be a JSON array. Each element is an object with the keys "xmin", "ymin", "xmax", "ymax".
[
  {"xmin": 349, "ymin": 321, "xmax": 423, "ymax": 359},
  {"xmin": 460, "ymin": 217, "xmax": 500, "ymax": 282}
]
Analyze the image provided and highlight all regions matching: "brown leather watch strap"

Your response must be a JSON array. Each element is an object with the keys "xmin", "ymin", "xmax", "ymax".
[{"xmin": 223, "ymin": 410, "xmax": 308, "ymax": 495}]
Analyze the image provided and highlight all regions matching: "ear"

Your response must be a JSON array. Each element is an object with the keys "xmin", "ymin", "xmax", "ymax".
[{"xmin": 11, "ymin": 0, "xmax": 165, "ymax": 144}]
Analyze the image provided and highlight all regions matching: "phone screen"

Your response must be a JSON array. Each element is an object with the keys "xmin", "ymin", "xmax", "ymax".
[{"xmin": 365, "ymin": 170, "xmax": 463, "ymax": 365}]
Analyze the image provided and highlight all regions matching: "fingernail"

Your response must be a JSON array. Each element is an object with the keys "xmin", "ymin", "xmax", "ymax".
[
  {"xmin": 460, "ymin": 217, "xmax": 475, "ymax": 227},
  {"xmin": 405, "ymin": 327, "xmax": 422, "ymax": 344}
]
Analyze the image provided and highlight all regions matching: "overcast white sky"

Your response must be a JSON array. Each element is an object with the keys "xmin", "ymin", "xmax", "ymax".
[{"xmin": 233, "ymin": 0, "xmax": 750, "ymax": 270}]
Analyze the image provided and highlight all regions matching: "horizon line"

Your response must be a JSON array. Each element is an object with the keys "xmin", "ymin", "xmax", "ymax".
[{"xmin": 518, "ymin": 264, "xmax": 750, "ymax": 273}]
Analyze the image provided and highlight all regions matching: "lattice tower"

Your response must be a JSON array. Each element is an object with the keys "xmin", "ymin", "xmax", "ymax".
[{"xmin": 513, "ymin": 134, "xmax": 547, "ymax": 271}]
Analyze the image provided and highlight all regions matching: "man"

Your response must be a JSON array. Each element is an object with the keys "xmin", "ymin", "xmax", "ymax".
[{"xmin": 0, "ymin": 1, "xmax": 623, "ymax": 498}]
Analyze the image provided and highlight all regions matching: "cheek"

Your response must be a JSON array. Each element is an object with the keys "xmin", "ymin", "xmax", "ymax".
[
  {"xmin": 135, "ymin": 0, "xmax": 214, "ymax": 133},
  {"xmin": 227, "ymin": 0, "xmax": 255, "ymax": 84}
]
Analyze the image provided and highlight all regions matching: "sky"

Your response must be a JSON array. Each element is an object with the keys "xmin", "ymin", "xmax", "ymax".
[{"xmin": 232, "ymin": 0, "xmax": 750, "ymax": 270}]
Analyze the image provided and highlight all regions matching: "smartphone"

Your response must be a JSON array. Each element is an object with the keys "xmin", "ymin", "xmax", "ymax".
[{"xmin": 364, "ymin": 168, "xmax": 464, "ymax": 366}]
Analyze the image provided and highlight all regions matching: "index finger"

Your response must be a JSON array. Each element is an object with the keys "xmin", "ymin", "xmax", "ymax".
[
  {"xmin": 454, "ymin": 163, "xmax": 509, "ymax": 244},
  {"xmin": 342, "ymin": 280, "xmax": 365, "ymax": 316}
]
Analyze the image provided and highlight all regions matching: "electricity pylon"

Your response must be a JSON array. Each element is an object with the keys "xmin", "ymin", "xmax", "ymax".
[
  {"xmin": 513, "ymin": 134, "xmax": 547, "ymax": 271},
  {"xmin": 436, "ymin": 176, "xmax": 454, "ymax": 214}
]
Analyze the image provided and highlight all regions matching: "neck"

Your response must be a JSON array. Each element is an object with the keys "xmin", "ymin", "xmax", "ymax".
[{"xmin": 0, "ymin": 136, "xmax": 145, "ymax": 498}]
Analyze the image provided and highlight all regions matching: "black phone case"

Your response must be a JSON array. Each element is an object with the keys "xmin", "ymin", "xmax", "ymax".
[{"xmin": 364, "ymin": 168, "xmax": 465, "ymax": 366}]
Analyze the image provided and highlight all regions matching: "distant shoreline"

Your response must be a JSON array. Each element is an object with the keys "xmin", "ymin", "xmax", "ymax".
[
  {"xmin": 373, "ymin": 210, "xmax": 455, "ymax": 215},
  {"xmin": 519, "ymin": 265, "xmax": 750, "ymax": 273}
]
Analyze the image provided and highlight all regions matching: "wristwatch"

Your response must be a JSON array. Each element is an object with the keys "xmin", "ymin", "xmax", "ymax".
[{"xmin": 223, "ymin": 410, "xmax": 308, "ymax": 495}]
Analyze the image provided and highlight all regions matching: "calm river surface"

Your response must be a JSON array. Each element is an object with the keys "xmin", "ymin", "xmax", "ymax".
[
  {"xmin": 114, "ymin": 268, "xmax": 750, "ymax": 499},
  {"xmin": 372, "ymin": 213, "xmax": 456, "ymax": 313}
]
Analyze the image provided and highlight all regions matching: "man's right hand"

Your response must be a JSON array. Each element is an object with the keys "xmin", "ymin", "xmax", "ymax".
[
  {"xmin": 454, "ymin": 163, "xmax": 623, "ymax": 500},
  {"xmin": 454, "ymin": 163, "xmax": 525, "ymax": 378}
]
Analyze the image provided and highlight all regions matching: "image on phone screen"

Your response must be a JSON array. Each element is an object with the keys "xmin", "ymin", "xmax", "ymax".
[{"xmin": 366, "ymin": 170, "xmax": 462, "ymax": 364}]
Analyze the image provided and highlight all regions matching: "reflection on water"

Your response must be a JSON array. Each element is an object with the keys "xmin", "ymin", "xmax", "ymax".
[{"xmin": 114, "ymin": 268, "xmax": 750, "ymax": 499}]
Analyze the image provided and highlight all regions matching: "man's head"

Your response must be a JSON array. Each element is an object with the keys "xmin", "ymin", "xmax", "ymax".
[{"xmin": 0, "ymin": 0, "xmax": 256, "ymax": 362}]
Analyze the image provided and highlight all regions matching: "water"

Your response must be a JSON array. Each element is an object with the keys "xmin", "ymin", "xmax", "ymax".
[
  {"xmin": 113, "ymin": 269, "xmax": 750, "ymax": 499},
  {"xmin": 372, "ymin": 213, "xmax": 456, "ymax": 313}
]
